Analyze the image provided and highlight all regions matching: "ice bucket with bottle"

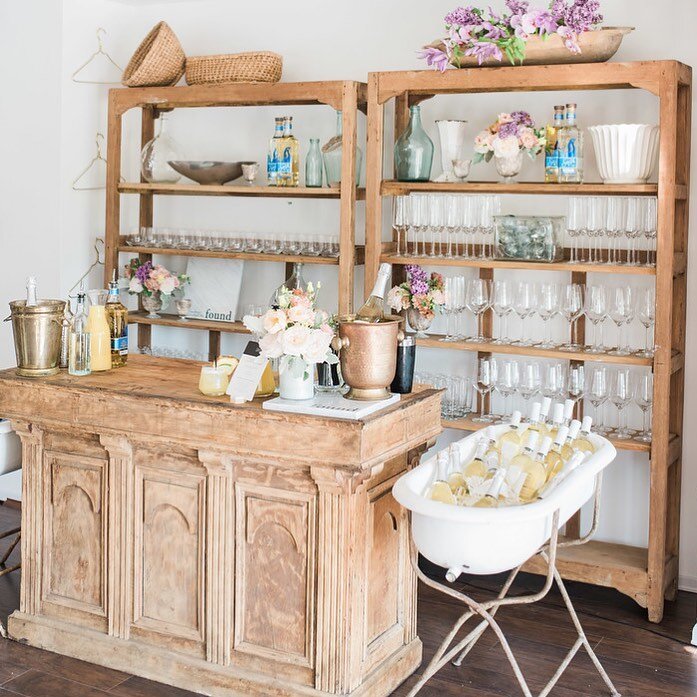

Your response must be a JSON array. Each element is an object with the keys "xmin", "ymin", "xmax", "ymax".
[
  {"xmin": 333, "ymin": 316, "xmax": 404, "ymax": 401},
  {"xmin": 6, "ymin": 299, "xmax": 66, "ymax": 377}
]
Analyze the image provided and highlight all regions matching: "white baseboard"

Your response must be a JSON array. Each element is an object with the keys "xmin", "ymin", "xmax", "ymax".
[{"xmin": 679, "ymin": 575, "xmax": 697, "ymax": 593}]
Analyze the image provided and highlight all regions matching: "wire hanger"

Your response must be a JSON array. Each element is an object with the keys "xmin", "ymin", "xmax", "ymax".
[
  {"xmin": 72, "ymin": 133, "xmax": 109, "ymax": 191},
  {"xmin": 72, "ymin": 28, "xmax": 123, "ymax": 85},
  {"xmin": 68, "ymin": 238, "xmax": 106, "ymax": 298}
]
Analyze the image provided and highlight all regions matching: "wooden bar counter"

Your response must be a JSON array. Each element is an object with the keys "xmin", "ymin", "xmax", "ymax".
[{"xmin": 0, "ymin": 355, "xmax": 441, "ymax": 696}]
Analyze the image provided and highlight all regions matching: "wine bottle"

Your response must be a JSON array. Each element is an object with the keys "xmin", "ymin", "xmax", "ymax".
[
  {"xmin": 561, "ymin": 419, "xmax": 582, "ymax": 461},
  {"xmin": 473, "ymin": 468, "xmax": 506, "ymax": 508},
  {"xmin": 446, "ymin": 444, "xmax": 466, "ymax": 494},
  {"xmin": 510, "ymin": 431, "xmax": 540, "ymax": 471},
  {"xmin": 526, "ymin": 401, "xmax": 545, "ymax": 435},
  {"xmin": 573, "ymin": 416, "xmax": 595, "ymax": 454},
  {"xmin": 538, "ymin": 451, "xmax": 586, "ymax": 498},
  {"xmin": 545, "ymin": 426, "xmax": 568, "ymax": 481},
  {"xmin": 68, "ymin": 287, "xmax": 91, "ymax": 377},
  {"xmin": 546, "ymin": 403, "xmax": 565, "ymax": 442},
  {"xmin": 539, "ymin": 396, "xmax": 552, "ymax": 432},
  {"xmin": 482, "ymin": 426, "xmax": 501, "ymax": 473},
  {"xmin": 356, "ymin": 263, "xmax": 391, "ymax": 323},
  {"xmin": 462, "ymin": 439, "xmax": 489, "ymax": 479},
  {"xmin": 427, "ymin": 451, "xmax": 455, "ymax": 504},
  {"xmin": 26, "ymin": 276, "xmax": 37, "ymax": 307},
  {"xmin": 106, "ymin": 271, "xmax": 128, "ymax": 368}
]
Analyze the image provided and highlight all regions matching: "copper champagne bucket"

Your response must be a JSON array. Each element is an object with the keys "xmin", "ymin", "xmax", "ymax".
[{"xmin": 334, "ymin": 316, "xmax": 404, "ymax": 401}]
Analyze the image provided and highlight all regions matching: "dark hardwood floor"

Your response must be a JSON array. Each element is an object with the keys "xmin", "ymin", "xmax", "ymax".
[{"xmin": 0, "ymin": 504, "xmax": 693, "ymax": 696}]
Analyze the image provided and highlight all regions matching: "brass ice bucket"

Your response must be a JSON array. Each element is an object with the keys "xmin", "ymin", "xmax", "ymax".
[
  {"xmin": 7, "ymin": 300, "xmax": 66, "ymax": 377},
  {"xmin": 334, "ymin": 316, "xmax": 404, "ymax": 401}
]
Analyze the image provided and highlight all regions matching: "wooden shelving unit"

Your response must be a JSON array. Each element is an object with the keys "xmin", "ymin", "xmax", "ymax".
[
  {"xmin": 105, "ymin": 80, "xmax": 367, "ymax": 358},
  {"xmin": 365, "ymin": 61, "xmax": 691, "ymax": 623}
]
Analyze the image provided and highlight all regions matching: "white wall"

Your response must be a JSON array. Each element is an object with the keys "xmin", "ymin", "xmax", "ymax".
[{"xmin": 0, "ymin": 0, "xmax": 696, "ymax": 590}]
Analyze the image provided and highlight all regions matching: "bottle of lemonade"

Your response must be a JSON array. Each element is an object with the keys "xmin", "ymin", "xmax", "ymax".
[{"xmin": 87, "ymin": 290, "xmax": 112, "ymax": 372}]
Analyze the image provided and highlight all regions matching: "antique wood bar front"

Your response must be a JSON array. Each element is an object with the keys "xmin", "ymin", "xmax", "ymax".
[{"xmin": 0, "ymin": 355, "xmax": 441, "ymax": 697}]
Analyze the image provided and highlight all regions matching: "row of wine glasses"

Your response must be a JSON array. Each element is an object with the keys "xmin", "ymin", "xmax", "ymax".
[
  {"xmin": 125, "ymin": 226, "xmax": 340, "ymax": 258},
  {"xmin": 567, "ymin": 196, "xmax": 657, "ymax": 266},
  {"xmin": 439, "ymin": 278, "xmax": 656, "ymax": 357},
  {"xmin": 392, "ymin": 194, "xmax": 502, "ymax": 259},
  {"xmin": 417, "ymin": 361, "xmax": 653, "ymax": 443}
]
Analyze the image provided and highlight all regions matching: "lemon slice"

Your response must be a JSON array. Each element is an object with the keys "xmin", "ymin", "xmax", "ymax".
[{"xmin": 216, "ymin": 355, "xmax": 239, "ymax": 376}]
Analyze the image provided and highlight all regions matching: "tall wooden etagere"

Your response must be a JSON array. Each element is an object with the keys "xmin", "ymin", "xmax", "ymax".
[
  {"xmin": 365, "ymin": 61, "xmax": 691, "ymax": 623},
  {"xmin": 105, "ymin": 81, "xmax": 366, "ymax": 359}
]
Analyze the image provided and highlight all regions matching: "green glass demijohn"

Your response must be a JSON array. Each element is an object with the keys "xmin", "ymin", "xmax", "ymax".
[{"xmin": 394, "ymin": 105, "xmax": 434, "ymax": 182}]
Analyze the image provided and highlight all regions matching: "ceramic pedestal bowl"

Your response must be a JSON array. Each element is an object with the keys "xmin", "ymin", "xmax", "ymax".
[
  {"xmin": 168, "ymin": 160, "xmax": 255, "ymax": 185},
  {"xmin": 588, "ymin": 124, "xmax": 660, "ymax": 184}
]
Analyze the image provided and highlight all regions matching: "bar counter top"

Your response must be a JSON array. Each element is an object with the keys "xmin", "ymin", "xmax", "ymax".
[{"xmin": 0, "ymin": 354, "xmax": 442, "ymax": 697}]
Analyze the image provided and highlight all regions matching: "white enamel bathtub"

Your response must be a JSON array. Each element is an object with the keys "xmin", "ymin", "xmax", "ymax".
[{"xmin": 393, "ymin": 426, "xmax": 616, "ymax": 578}]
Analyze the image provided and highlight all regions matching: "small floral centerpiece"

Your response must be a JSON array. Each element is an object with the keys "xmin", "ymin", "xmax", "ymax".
[
  {"xmin": 419, "ymin": 0, "xmax": 603, "ymax": 70},
  {"xmin": 125, "ymin": 258, "xmax": 190, "ymax": 318},
  {"xmin": 243, "ymin": 284, "xmax": 337, "ymax": 400},
  {"xmin": 387, "ymin": 265, "xmax": 445, "ymax": 338},
  {"xmin": 473, "ymin": 111, "xmax": 545, "ymax": 181}
]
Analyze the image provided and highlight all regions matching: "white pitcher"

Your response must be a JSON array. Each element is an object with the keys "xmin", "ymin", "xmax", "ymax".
[{"xmin": 435, "ymin": 120, "xmax": 468, "ymax": 182}]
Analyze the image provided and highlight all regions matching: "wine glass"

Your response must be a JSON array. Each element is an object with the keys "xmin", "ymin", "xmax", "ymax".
[
  {"xmin": 624, "ymin": 197, "xmax": 640, "ymax": 266},
  {"xmin": 587, "ymin": 366, "xmax": 609, "ymax": 435},
  {"xmin": 636, "ymin": 287, "xmax": 656, "ymax": 358},
  {"xmin": 560, "ymin": 283, "xmax": 584, "ymax": 350},
  {"xmin": 634, "ymin": 373, "xmax": 653, "ymax": 443},
  {"xmin": 518, "ymin": 362, "xmax": 541, "ymax": 414},
  {"xmin": 567, "ymin": 364, "xmax": 585, "ymax": 408},
  {"xmin": 513, "ymin": 281, "xmax": 537, "ymax": 347},
  {"xmin": 442, "ymin": 277, "xmax": 457, "ymax": 342},
  {"xmin": 409, "ymin": 195, "xmax": 428, "ymax": 257},
  {"xmin": 495, "ymin": 360, "xmax": 519, "ymax": 423},
  {"xmin": 445, "ymin": 195, "xmax": 460, "ymax": 258},
  {"xmin": 541, "ymin": 363, "xmax": 565, "ymax": 402},
  {"xmin": 472, "ymin": 358, "xmax": 495, "ymax": 423},
  {"xmin": 537, "ymin": 282, "xmax": 560, "ymax": 349},
  {"xmin": 392, "ymin": 196, "xmax": 408, "ymax": 256},
  {"xmin": 466, "ymin": 278, "xmax": 490, "ymax": 343},
  {"xmin": 611, "ymin": 368, "xmax": 633, "ymax": 440},
  {"xmin": 643, "ymin": 197, "xmax": 658, "ymax": 267},
  {"xmin": 608, "ymin": 287, "xmax": 634, "ymax": 356},
  {"xmin": 584, "ymin": 285, "xmax": 607, "ymax": 354},
  {"xmin": 429, "ymin": 195, "xmax": 445, "ymax": 257},
  {"xmin": 491, "ymin": 279, "xmax": 513, "ymax": 345},
  {"xmin": 605, "ymin": 196, "xmax": 622, "ymax": 265},
  {"xmin": 567, "ymin": 197, "xmax": 585, "ymax": 264}
]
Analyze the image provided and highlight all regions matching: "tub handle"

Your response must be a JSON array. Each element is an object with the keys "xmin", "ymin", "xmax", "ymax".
[
  {"xmin": 445, "ymin": 564, "xmax": 469, "ymax": 583},
  {"xmin": 331, "ymin": 336, "xmax": 349, "ymax": 351}
]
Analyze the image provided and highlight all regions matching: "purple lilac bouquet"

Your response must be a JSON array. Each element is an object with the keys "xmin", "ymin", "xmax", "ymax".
[
  {"xmin": 473, "ymin": 111, "xmax": 545, "ymax": 162},
  {"xmin": 387, "ymin": 265, "xmax": 445, "ymax": 320},
  {"xmin": 419, "ymin": 0, "xmax": 603, "ymax": 71},
  {"xmin": 125, "ymin": 258, "xmax": 190, "ymax": 298}
]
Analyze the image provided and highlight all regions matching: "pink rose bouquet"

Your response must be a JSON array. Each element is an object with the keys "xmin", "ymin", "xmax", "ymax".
[
  {"xmin": 125, "ymin": 258, "xmax": 190, "ymax": 299},
  {"xmin": 473, "ymin": 111, "xmax": 545, "ymax": 163},
  {"xmin": 387, "ymin": 265, "xmax": 445, "ymax": 321}
]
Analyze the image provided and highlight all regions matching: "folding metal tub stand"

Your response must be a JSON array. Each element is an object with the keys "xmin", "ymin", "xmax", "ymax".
[{"xmin": 407, "ymin": 474, "xmax": 621, "ymax": 697}]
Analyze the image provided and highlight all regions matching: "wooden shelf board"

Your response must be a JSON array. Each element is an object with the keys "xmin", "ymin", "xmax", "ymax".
[
  {"xmin": 119, "ymin": 245, "xmax": 365, "ymax": 265},
  {"xmin": 129, "ymin": 312, "xmax": 250, "ymax": 334},
  {"xmin": 381, "ymin": 254, "xmax": 656, "ymax": 276},
  {"xmin": 119, "ymin": 182, "xmax": 366, "ymax": 200},
  {"xmin": 416, "ymin": 335, "xmax": 654, "ymax": 367},
  {"xmin": 381, "ymin": 180, "xmax": 659, "ymax": 197},
  {"xmin": 442, "ymin": 416, "xmax": 652, "ymax": 453},
  {"xmin": 523, "ymin": 540, "xmax": 649, "ymax": 602}
]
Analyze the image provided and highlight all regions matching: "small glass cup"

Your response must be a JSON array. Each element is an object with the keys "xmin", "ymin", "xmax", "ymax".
[
  {"xmin": 176, "ymin": 298, "xmax": 192, "ymax": 321},
  {"xmin": 198, "ymin": 366, "xmax": 230, "ymax": 397}
]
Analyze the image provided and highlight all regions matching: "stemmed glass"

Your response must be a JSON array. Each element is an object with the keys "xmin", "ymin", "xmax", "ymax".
[
  {"xmin": 634, "ymin": 373, "xmax": 653, "ymax": 443},
  {"xmin": 587, "ymin": 197, "xmax": 606, "ymax": 264},
  {"xmin": 409, "ymin": 195, "xmax": 428, "ymax": 257},
  {"xmin": 567, "ymin": 197, "xmax": 585, "ymax": 264},
  {"xmin": 541, "ymin": 363, "xmax": 565, "ymax": 403},
  {"xmin": 518, "ymin": 362, "xmax": 541, "ymax": 414},
  {"xmin": 587, "ymin": 366, "xmax": 609, "ymax": 435},
  {"xmin": 429, "ymin": 195, "xmax": 445, "ymax": 257},
  {"xmin": 491, "ymin": 279, "xmax": 513, "ymax": 345},
  {"xmin": 538, "ymin": 282, "xmax": 559, "ymax": 349},
  {"xmin": 513, "ymin": 281, "xmax": 537, "ymax": 347},
  {"xmin": 567, "ymin": 364, "xmax": 585, "ymax": 408},
  {"xmin": 608, "ymin": 287, "xmax": 634, "ymax": 356},
  {"xmin": 611, "ymin": 368, "xmax": 633, "ymax": 440},
  {"xmin": 392, "ymin": 196, "xmax": 408, "ymax": 256},
  {"xmin": 605, "ymin": 196, "xmax": 622, "ymax": 265},
  {"xmin": 466, "ymin": 279, "xmax": 490, "ymax": 343},
  {"xmin": 472, "ymin": 358, "xmax": 495, "ymax": 423},
  {"xmin": 445, "ymin": 195, "xmax": 460, "ymax": 258},
  {"xmin": 495, "ymin": 360, "xmax": 519, "ymax": 423},
  {"xmin": 643, "ymin": 197, "xmax": 658, "ymax": 266},
  {"xmin": 560, "ymin": 283, "xmax": 584, "ymax": 350},
  {"xmin": 584, "ymin": 285, "xmax": 607, "ymax": 354},
  {"xmin": 636, "ymin": 287, "xmax": 656, "ymax": 358},
  {"xmin": 624, "ymin": 197, "xmax": 640, "ymax": 266}
]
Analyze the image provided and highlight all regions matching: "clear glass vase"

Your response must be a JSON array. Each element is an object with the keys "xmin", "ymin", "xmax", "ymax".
[
  {"xmin": 394, "ymin": 105, "xmax": 434, "ymax": 182},
  {"xmin": 305, "ymin": 138, "xmax": 323, "ymax": 187},
  {"xmin": 322, "ymin": 110, "xmax": 363, "ymax": 187},
  {"xmin": 269, "ymin": 262, "xmax": 307, "ymax": 308},
  {"xmin": 141, "ymin": 114, "xmax": 182, "ymax": 184}
]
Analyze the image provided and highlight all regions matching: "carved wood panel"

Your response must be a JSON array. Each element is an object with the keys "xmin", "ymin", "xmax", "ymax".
[
  {"xmin": 42, "ymin": 451, "xmax": 107, "ymax": 620},
  {"xmin": 133, "ymin": 464, "xmax": 205, "ymax": 646},
  {"xmin": 234, "ymin": 484, "xmax": 316, "ymax": 670}
]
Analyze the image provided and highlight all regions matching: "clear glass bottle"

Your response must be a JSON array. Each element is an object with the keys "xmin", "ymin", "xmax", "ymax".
[
  {"xmin": 539, "ymin": 396, "xmax": 552, "ymax": 432},
  {"xmin": 394, "ymin": 105, "xmax": 434, "ymax": 182},
  {"xmin": 545, "ymin": 426, "xmax": 568, "ymax": 481},
  {"xmin": 573, "ymin": 416, "xmax": 596, "ymax": 454},
  {"xmin": 558, "ymin": 103, "xmax": 583, "ymax": 183},
  {"xmin": 544, "ymin": 105, "xmax": 565, "ymax": 184},
  {"xmin": 106, "ymin": 273, "xmax": 128, "ymax": 368},
  {"xmin": 267, "ymin": 117, "xmax": 285, "ymax": 186},
  {"xmin": 561, "ymin": 420, "xmax": 582, "ymax": 461},
  {"xmin": 498, "ymin": 410, "xmax": 523, "ymax": 451},
  {"xmin": 526, "ymin": 402, "xmax": 545, "ymax": 435},
  {"xmin": 87, "ymin": 290, "xmax": 112, "ymax": 372},
  {"xmin": 322, "ymin": 110, "xmax": 363, "ymax": 187},
  {"xmin": 546, "ymin": 403, "xmax": 566, "ymax": 443},
  {"xmin": 510, "ymin": 431, "xmax": 540, "ymax": 472},
  {"xmin": 59, "ymin": 301, "xmax": 73, "ymax": 369},
  {"xmin": 427, "ymin": 451, "xmax": 456, "ymax": 504},
  {"xmin": 68, "ymin": 289, "xmax": 91, "ymax": 377},
  {"xmin": 269, "ymin": 262, "xmax": 307, "ymax": 308},
  {"xmin": 515, "ymin": 432, "xmax": 548, "ymax": 502},
  {"xmin": 462, "ymin": 439, "xmax": 489, "ymax": 479},
  {"xmin": 473, "ymin": 468, "xmax": 506, "ymax": 508},
  {"xmin": 141, "ymin": 114, "xmax": 182, "ymax": 184},
  {"xmin": 356, "ymin": 263, "xmax": 391, "ymax": 322},
  {"xmin": 25, "ymin": 276, "xmax": 38, "ymax": 307},
  {"xmin": 305, "ymin": 138, "xmax": 323, "ymax": 187},
  {"xmin": 446, "ymin": 444, "xmax": 466, "ymax": 494},
  {"xmin": 538, "ymin": 452, "xmax": 585, "ymax": 498}
]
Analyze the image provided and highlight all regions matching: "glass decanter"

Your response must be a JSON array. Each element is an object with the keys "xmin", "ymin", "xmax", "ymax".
[
  {"xmin": 269, "ymin": 262, "xmax": 308, "ymax": 308},
  {"xmin": 394, "ymin": 105, "xmax": 434, "ymax": 182},
  {"xmin": 322, "ymin": 110, "xmax": 363, "ymax": 187},
  {"xmin": 141, "ymin": 114, "xmax": 182, "ymax": 184},
  {"xmin": 305, "ymin": 138, "xmax": 323, "ymax": 187}
]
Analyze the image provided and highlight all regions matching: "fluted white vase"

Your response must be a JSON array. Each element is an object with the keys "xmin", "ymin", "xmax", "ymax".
[
  {"xmin": 588, "ymin": 124, "xmax": 659, "ymax": 184},
  {"xmin": 435, "ymin": 120, "xmax": 468, "ymax": 182}
]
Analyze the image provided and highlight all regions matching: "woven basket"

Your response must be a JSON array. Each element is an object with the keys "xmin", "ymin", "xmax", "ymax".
[
  {"xmin": 122, "ymin": 21, "xmax": 185, "ymax": 88},
  {"xmin": 185, "ymin": 51, "xmax": 282, "ymax": 85}
]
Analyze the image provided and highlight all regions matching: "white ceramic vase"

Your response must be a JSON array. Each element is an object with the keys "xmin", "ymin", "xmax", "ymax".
[
  {"xmin": 435, "ymin": 120, "xmax": 468, "ymax": 182},
  {"xmin": 588, "ymin": 124, "xmax": 659, "ymax": 184},
  {"xmin": 279, "ymin": 359, "xmax": 315, "ymax": 400}
]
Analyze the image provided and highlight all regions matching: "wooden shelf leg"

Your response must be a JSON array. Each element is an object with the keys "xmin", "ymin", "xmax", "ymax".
[
  {"xmin": 365, "ymin": 74, "xmax": 384, "ymax": 299},
  {"xmin": 339, "ymin": 83, "xmax": 358, "ymax": 316}
]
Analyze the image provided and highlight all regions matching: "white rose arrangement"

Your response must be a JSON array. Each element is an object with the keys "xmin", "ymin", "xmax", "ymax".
[{"xmin": 473, "ymin": 111, "xmax": 545, "ymax": 164}]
